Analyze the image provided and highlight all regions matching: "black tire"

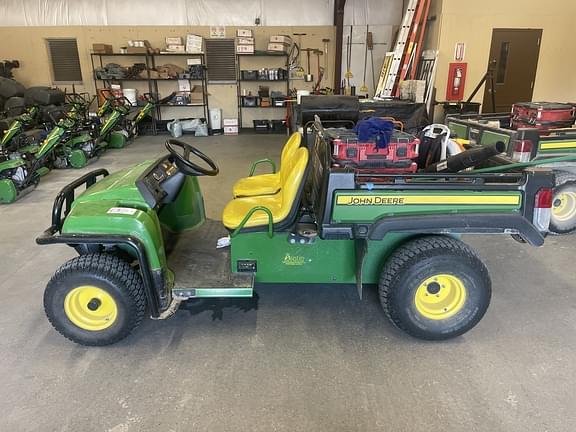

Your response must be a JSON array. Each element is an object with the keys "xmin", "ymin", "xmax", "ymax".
[
  {"xmin": 550, "ymin": 171, "xmax": 576, "ymax": 234},
  {"xmin": 43, "ymin": 253, "xmax": 146, "ymax": 346},
  {"xmin": 378, "ymin": 236, "xmax": 491, "ymax": 340}
]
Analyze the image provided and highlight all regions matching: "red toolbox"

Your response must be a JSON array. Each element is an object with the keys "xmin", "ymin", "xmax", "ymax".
[
  {"xmin": 512, "ymin": 102, "xmax": 576, "ymax": 125},
  {"xmin": 511, "ymin": 118, "xmax": 575, "ymax": 131},
  {"xmin": 329, "ymin": 129, "xmax": 419, "ymax": 173}
]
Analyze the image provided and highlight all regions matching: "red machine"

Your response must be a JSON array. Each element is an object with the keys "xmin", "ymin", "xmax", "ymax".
[
  {"xmin": 330, "ymin": 130, "xmax": 419, "ymax": 173},
  {"xmin": 511, "ymin": 102, "xmax": 575, "ymax": 130}
]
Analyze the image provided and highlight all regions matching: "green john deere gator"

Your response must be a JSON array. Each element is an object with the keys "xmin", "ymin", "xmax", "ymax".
[{"xmin": 37, "ymin": 122, "xmax": 555, "ymax": 346}]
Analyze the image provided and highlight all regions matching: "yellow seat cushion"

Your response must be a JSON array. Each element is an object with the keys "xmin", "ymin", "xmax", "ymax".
[
  {"xmin": 232, "ymin": 173, "xmax": 280, "ymax": 197},
  {"xmin": 223, "ymin": 147, "xmax": 309, "ymax": 230},
  {"xmin": 222, "ymin": 195, "xmax": 283, "ymax": 228},
  {"xmin": 232, "ymin": 132, "xmax": 302, "ymax": 198}
]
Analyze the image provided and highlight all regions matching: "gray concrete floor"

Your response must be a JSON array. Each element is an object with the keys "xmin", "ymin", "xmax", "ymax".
[{"xmin": 1, "ymin": 134, "xmax": 575, "ymax": 432}]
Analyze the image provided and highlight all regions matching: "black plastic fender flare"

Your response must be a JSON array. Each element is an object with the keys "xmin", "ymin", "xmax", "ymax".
[{"xmin": 364, "ymin": 213, "xmax": 545, "ymax": 246}]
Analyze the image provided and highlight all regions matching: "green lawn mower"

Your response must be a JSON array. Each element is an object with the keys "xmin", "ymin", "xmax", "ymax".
[
  {"xmin": 37, "ymin": 123, "xmax": 555, "ymax": 346},
  {"xmin": 100, "ymin": 92, "xmax": 157, "ymax": 149},
  {"xmin": 0, "ymin": 105, "xmax": 41, "ymax": 153}
]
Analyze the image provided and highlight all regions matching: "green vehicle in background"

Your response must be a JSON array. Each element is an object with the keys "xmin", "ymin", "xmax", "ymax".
[
  {"xmin": 0, "ymin": 109, "xmax": 85, "ymax": 203},
  {"xmin": 0, "ymin": 105, "xmax": 41, "ymax": 153},
  {"xmin": 99, "ymin": 92, "xmax": 157, "ymax": 149},
  {"xmin": 446, "ymin": 112, "xmax": 576, "ymax": 234},
  {"xmin": 37, "ymin": 121, "xmax": 555, "ymax": 346}
]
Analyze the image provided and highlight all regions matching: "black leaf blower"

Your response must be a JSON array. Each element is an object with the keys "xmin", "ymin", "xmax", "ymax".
[{"xmin": 423, "ymin": 141, "xmax": 506, "ymax": 173}]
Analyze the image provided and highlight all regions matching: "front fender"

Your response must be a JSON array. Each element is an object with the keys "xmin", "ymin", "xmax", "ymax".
[{"xmin": 62, "ymin": 201, "xmax": 167, "ymax": 270}]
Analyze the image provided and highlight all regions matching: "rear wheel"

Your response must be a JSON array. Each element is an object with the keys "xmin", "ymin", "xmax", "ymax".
[
  {"xmin": 550, "ymin": 171, "xmax": 576, "ymax": 234},
  {"xmin": 44, "ymin": 253, "xmax": 146, "ymax": 346},
  {"xmin": 378, "ymin": 236, "xmax": 491, "ymax": 340}
]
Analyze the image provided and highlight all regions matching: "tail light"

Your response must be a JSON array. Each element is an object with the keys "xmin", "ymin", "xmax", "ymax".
[
  {"xmin": 533, "ymin": 188, "xmax": 553, "ymax": 232},
  {"xmin": 512, "ymin": 139, "xmax": 533, "ymax": 162}
]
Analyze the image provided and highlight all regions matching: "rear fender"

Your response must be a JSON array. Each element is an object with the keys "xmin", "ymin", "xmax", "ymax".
[{"xmin": 365, "ymin": 213, "xmax": 545, "ymax": 246}]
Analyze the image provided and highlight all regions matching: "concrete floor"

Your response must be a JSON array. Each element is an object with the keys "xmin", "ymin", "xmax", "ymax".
[{"xmin": 1, "ymin": 134, "xmax": 575, "ymax": 432}]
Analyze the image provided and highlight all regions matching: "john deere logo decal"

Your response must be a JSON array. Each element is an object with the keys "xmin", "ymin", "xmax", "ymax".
[
  {"xmin": 338, "ymin": 196, "xmax": 405, "ymax": 206},
  {"xmin": 336, "ymin": 194, "xmax": 520, "ymax": 206},
  {"xmin": 283, "ymin": 254, "xmax": 305, "ymax": 266}
]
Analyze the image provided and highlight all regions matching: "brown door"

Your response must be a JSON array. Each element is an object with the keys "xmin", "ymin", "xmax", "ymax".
[{"xmin": 482, "ymin": 29, "xmax": 542, "ymax": 113}]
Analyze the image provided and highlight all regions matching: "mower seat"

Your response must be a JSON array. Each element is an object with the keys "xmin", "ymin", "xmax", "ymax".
[
  {"xmin": 223, "ymin": 147, "xmax": 309, "ymax": 230},
  {"xmin": 232, "ymin": 132, "xmax": 302, "ymax": 198}
]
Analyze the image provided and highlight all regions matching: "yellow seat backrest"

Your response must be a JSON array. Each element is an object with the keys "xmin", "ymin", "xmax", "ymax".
[
  {"xmin": 279, "ymin": 132, "xmax": 302, "ymax": 170},
  {"xmin": 278, "ymin": 147, "xmax": 309, "ymax": 217}
]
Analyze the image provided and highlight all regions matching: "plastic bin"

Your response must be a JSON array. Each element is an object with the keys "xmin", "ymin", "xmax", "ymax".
[{"xmin": 209, "ymin": 108, "xmax": 222, "ymax": 130}]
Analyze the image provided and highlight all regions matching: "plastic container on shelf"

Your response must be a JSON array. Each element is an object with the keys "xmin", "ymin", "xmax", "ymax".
[
  {"xmin": 209, "ymin": 108, "xmax": 222, "ymax": 130},
  {"xmin": 123, "ymin": 88, "xmax": 138, "ymax": 106}
]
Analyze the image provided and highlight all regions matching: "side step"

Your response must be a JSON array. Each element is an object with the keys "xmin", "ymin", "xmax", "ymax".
[{"xmin": 173, "ymin": 274, "xmax": 254, "ymax": 300}]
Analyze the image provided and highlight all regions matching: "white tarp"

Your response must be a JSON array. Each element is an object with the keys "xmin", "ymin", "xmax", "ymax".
[{"xmin": 0, "ymin": 0, "xmax": 401, "ymax": 26}]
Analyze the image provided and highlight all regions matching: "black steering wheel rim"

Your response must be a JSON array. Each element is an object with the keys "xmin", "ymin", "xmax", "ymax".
[{"xmin": 165, "ymin": 139, "xmax": 219, "ymax": 176}]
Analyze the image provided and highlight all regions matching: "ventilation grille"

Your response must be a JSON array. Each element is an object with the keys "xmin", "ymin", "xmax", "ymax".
[
  {"xmin": 46, "ymin": 38, "xmax": 82, "ymax": 83},
  {"xmin": 205, "ymin": 39, "xmax": 236, "ymax": 82}
]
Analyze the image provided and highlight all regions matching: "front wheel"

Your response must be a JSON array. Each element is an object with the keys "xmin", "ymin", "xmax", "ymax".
[
  {"xmin": 378, "ymin": 236, "xmax": 491, "ymax": 340},
  {"xmin": 44, "ymin": 254, "xmax": 146, "ymax": 346}
]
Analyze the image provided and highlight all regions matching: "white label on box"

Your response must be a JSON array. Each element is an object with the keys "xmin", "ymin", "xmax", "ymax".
[
  {"xmin": 107, "ymin": 207, "xmax": 137, "ymax": 215},
  {"xmin": 166, "ymin": 37, "xmax": 183, "ymax": 45},
  {"xmin": 237, "ymin": 29, "xmax": 253, "ymax": 37},
  {"xmin": 223, "ymin": 118, "xmax": 239, "ymax": 126},
  {"xmin": 237, "ymin": 37, "xmax": 254, "ymax": 45},
  {"xmin": 210, "ymin": 26, "xmax": 226, "ymax": 38},
  {"xmin": 236, "ymin": 45, "xmax": 255, "ymax": 53},
  {"xmin": 267, "ymin": 43, "xmax": 288, "ymax": 52},
  {"xmin": 270, "ymin": 35, "xmax": 291, "ymax": 44},
  {"xmin": 178, "ymin": 80, "xmax": 191, "ymax": 92}
]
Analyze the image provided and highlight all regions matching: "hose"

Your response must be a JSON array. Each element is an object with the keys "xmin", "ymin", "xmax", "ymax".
[{"xmin": 473, "ymin": 155, "xmax": 576, "ymax": 173}]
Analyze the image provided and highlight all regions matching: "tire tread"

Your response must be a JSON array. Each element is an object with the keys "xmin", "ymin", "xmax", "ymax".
[
  {"xmin": 44, "ymin": 253, "xmax": 145, "ymax": 346},
  {"xmin": 378, "ymin": 236, "xmax": 489, "ymax": 339}
]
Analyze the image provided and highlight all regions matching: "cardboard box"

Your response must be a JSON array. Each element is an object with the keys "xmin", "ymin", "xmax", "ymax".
[
  {"xmin": 237, "ymin": 29, "xmax": 253, "ymax": 37},
  {"xmin": 224, "ymin": 125, "xmax": 239, "ymax": 135},
  {"xmin": 166, "ymin": 44, "xmax": 185, "ymax": 52},
  {"xmin": 166, "ymin": 37, "xmax": 183, "ymax": 45},
  {"xmin": 236, "ymin": 44, "xmax": 255, "ymax": 54},
  {"xmin": 92, "ymin": 43, "xmax": 113, "ymax": 54},
  {"xmin": 190, "ymin": 85, "xmax": 204, "ymax": 102},
  {"xmin": 267, "ymin": 43, "xmax": 289, "ymax": 53},
  {"xmin": 186, "ymin": 34, "xmax": 203, "ymax": 46},
  {"xmin": 270, "ymin": 35, "xmax": 292, "ymax": 45},
  {"xmin": 237, "ymin": 37, "xmax": 255, "ymax": 45},
  {"xmin": 223, "ymin": 118, "xmax": 239, "ymax": 126},
  {"xmin": 127, "ymin": 47, "xmax": 148, "ymax": 54},
  {"xmin": 186, "ymin": 34, "xmax": 203, "ymax": 53}
]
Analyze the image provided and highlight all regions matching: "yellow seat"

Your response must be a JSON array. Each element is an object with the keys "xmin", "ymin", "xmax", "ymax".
[
  {"xmin": 223, "ymin": 147, "xmax": 309, "ymax": 229},
  {"xmin": 232, "ymin": 132, "xmax": 302, "ymax": 198}
]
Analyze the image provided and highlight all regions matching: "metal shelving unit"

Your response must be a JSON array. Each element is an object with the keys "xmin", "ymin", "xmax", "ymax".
[
  {"xmin": 90, "ymin": 52, "xmax": 210, "ymax": 134},
  {"xmin": 236, "ymin": 52, "xmax": 289, "ymax": 133}
]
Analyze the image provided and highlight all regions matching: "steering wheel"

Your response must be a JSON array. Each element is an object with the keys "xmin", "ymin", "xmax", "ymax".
[{"xmin": 165, "ymin": 139, "xmax": 219, "ymax": 176}]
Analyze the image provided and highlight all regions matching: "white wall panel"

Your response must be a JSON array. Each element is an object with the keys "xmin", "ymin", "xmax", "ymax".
[
  {"xmin": 0, "ymin": 0, "xmax": 400, "ymax": 26},
  {"xmin": 105, "ymin": 0, "xmax": 187, "ymax": 25},
  {"xmin": 344, "ymin": 0, "xmax": 403, "ymax": 25}
]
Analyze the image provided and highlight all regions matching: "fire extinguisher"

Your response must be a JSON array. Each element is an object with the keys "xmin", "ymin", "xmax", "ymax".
[
  {"xmin": 446, "ymin": 62, "xmax": 467, "ymax": 101},
  {"xmin": 452, "ymin": 67, "xmax": 463, "ymax": 97}
]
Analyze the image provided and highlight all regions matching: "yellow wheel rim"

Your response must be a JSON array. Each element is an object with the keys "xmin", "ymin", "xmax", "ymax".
[
  {"xmin": 414, "ymin": 274, "xmax": 467, "ymax": 320},
  {"xmin": 64, "ymin": 286, "xmax": 118, "ymax": 331},
  {"xmin": 552, "ymin": 191, "xmax": 576, "ymax": 222}
]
